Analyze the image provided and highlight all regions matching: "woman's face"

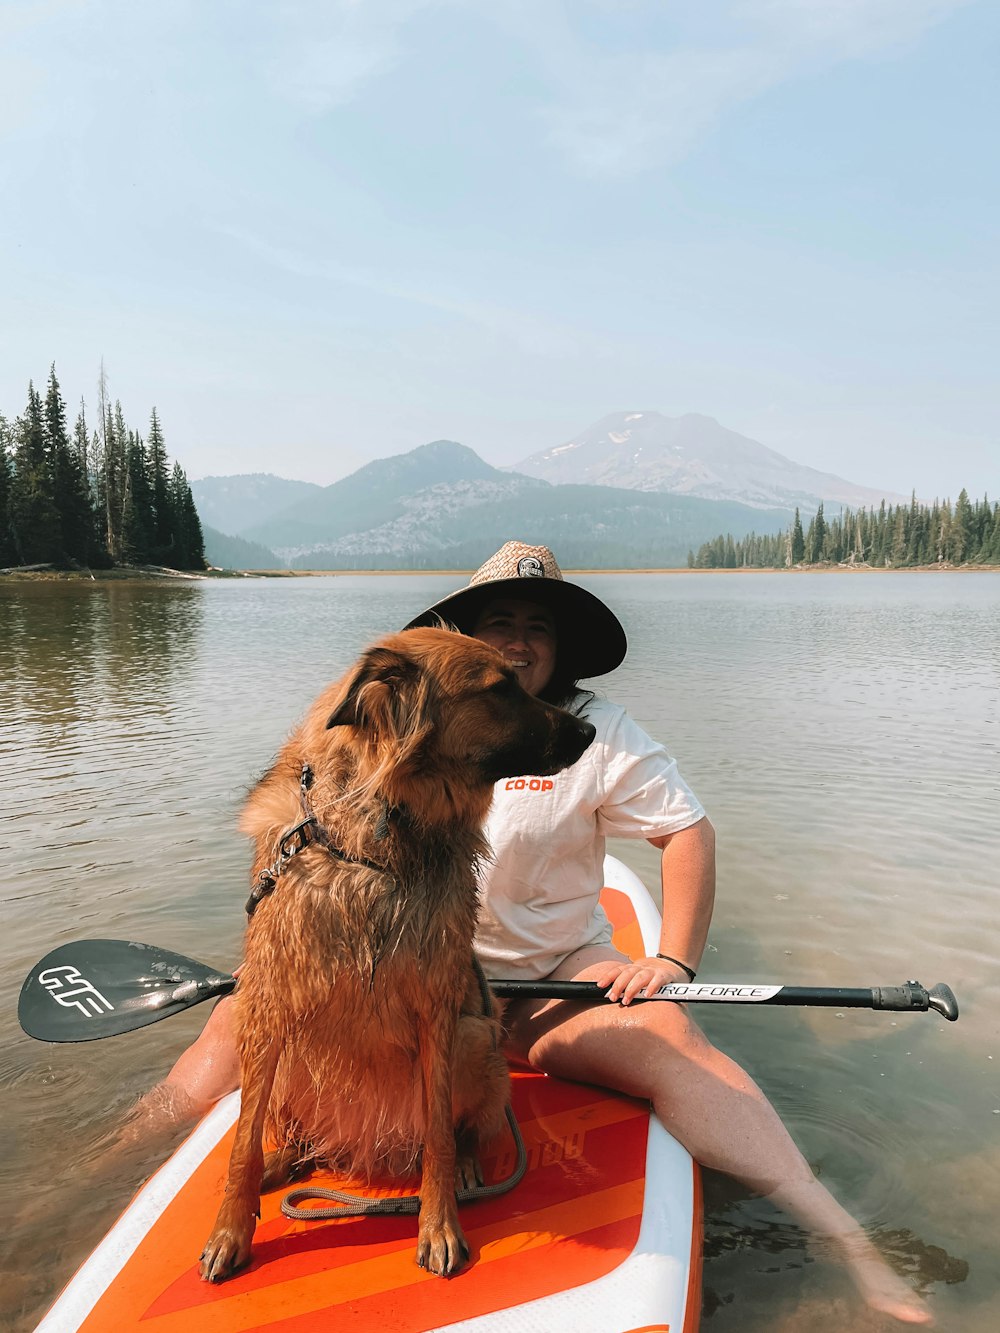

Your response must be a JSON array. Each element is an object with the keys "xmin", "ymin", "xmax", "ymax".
[{"xmin": 471, "ymin": 598, "xmax": 557, "ymax": 698}]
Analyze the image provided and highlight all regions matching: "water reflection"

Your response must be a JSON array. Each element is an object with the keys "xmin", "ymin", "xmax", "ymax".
[
  {"xmin": 0, "ymin": 582, "xmax": 203, "ymax": 726},
  {"xmin": 1, "ymin": 585, "xmax": 206, "ymax": 924}
]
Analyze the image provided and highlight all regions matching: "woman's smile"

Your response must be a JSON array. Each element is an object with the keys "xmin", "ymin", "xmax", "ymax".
[{"xmin": 471, "ymin": 598, "xmax": 557, "ymax": 698}]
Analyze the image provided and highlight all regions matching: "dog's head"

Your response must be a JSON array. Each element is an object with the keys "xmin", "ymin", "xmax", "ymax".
[{"xmin": 318, "ymin": 627, "xmax": 595, "ymax": 825}]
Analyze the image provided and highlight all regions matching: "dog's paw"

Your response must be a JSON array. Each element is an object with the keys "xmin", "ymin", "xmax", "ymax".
[
  {"xmin": 415, "ymin": 1218, "xmax": 470, "ymax": 1276},
  {"xmin": 455, "ymin": 1152, "xmax": 484, "ymax": 1192},
  {"xmin": 261, "ymin": 1144, "xmax": 313, "ymax": 1193},
  {"xmin": 199, "ymin": 1225, "xmax": 253, "ymax": 1283}
]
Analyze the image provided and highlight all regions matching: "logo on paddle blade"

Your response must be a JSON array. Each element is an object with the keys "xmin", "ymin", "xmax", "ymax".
[{"xmin": 37, "ymin": 965, "xmax": 114, "ymax": 1017}]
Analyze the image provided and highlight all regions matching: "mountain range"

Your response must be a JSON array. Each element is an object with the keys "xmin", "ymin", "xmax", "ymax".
[{"xmin": 192, "ymin": 412, "xmax": 908, "ymax": 570}]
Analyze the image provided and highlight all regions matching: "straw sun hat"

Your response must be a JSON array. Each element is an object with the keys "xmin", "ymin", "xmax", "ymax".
[{"xmin": 405, "ymin": 541, "xmax": 627, "ymax": 679}]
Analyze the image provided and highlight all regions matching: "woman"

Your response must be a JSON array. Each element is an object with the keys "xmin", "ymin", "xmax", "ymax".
[{"xmin": 139, "ymin": 541, "xmax": 930, "ymax": 1324}]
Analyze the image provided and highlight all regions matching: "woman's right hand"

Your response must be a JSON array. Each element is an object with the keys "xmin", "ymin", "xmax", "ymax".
[{"xmin": 593, "ymin": 956, "xmax": 691, "ymax": 1006}]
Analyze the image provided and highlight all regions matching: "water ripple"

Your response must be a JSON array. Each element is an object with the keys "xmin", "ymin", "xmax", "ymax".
[{"xmin": 2, "ymin": 572, "xmax": 998, "ymax": 1331}]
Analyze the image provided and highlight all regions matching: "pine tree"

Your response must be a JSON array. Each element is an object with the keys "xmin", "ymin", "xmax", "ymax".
[
  {"xmin": 790, "ymin": 508, "xmax": 805, "ymax": 564},
  {"xmin": 951, "ymin": 489, "xmax": 974, "ymax": 563},
  {"xmin": 906, "ymin": 507, "xmax": 921, "ymax": 564},
  {"xmin": 43, "ymin": 365, "xmax": 69, "ymax": 528},
  {"xmin": 823, "ymin": 508, "xmax": 843, "ymax": 562},
  {"xmin": 91, "ymin": 367, "xmax": 130, "ymax": 562},
  {"xmin": 918, "ymin": 506, "xmax": 933, "ymax": 563},
  {"xmin": 122, "ymin": 431, "xmax": 155, "ymax": 563},
  {"xmin": 183, "ymin": 470, "xmax": 206, "ymax": 571},
  {"xmin": 9, "ymin": 382, "xmax": 60, "ymax": 563},
  {"xmin": 71, "ymin": 400, "xmax": 108, "ymax": 565},
  {"xmin": 74, "ymin": 400, "xmax": 90, "ymax": 489},
  {"xmin": 847, "ymin": 508, "xmax": 865, "ymax": 563},
  {"xmin": 146, "ymin": 407, "xmax": 174, "ymax": 562},
  {"xmin": 974, "ymin": 494, "xmax": 993, "ymax": 562},
  {"xmin": 111, "ymin": 402, "xmax": 131, "ymax": 558},
  {"xmin": 989, "ymin": 504, "xmax": 1000, "ymax": 563},
  {"xmin": 0, "ymin": 414, "xmax": 16, "ymax": 566},
  {"xmin": 870, "ymin": 500, "xmax": 887, "ymax": 566},
  {"xmin": 930, "ymin": 501, "xmax": 946, "ymax": 563},
  {"xmin": 808, "ymin": 503, "xmax": 827, "ymax": 562},
  {"xmin": 168, "ymin": 462, "xmax": 206, "ymax": 570},
  {"xmin": 861, "ymin": 507, "xmax": 875, "ymax": 563},
  {"xmin": 45, "ymin": 365, "xmax": 102, "ymax": 564},
  {"xmin": 889, "ymin": 506, "xmax": 907, "ymax": 565}
]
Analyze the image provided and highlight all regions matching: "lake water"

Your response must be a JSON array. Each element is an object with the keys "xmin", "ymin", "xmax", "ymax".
[{"xmin": 2, "ymin": 571, "xmax": 998, "ymax": 1331}]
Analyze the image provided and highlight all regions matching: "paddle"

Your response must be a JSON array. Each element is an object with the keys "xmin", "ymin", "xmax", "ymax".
[
  {"xmin": 18, "ymin": 939, "xmax": 960, "ymax": 1043},
  {"xmin": 18, "ymin": 940, "xmax": 238, "ymax": 1043}
]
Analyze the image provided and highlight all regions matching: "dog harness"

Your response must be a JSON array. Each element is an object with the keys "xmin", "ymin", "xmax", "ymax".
[{"xmin": 244, "ymin": 763, "xmax": 397, "ymax": 918}]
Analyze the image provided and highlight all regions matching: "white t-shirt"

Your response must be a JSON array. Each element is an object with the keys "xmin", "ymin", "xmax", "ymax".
[{"xmin": 475, "ymin": 695, "xmax": 706, "ymax": 980}]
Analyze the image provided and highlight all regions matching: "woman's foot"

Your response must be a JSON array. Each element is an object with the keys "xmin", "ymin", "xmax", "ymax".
[
  {"xmin": 771, "ymin": 1178, "xmax": 932, "ymax": 1324},
  {"xmin": 838, "ymin": 1239, "xmax": 933, "ymax": 1325}
]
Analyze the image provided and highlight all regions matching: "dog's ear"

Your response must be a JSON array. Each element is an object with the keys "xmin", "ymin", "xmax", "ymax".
[{"xmin": 326, "ymin": 646, "xmax": 419, "ymax": 732}]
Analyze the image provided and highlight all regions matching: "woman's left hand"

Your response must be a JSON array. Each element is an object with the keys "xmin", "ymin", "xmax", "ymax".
[{"xmin": 592, "ymin": 956, "xmax": 691, "ymax": 1006}]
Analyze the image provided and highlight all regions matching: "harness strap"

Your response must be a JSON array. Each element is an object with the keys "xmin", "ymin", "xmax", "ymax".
[{"xmin": 245, "ymin": 764, "xmax": 394, "ymax": 918}]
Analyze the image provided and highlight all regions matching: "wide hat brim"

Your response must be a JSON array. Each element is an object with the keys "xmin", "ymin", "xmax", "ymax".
[{"xmin": 404, "ymin": 575, "xmax": 627, "ymax": 679}]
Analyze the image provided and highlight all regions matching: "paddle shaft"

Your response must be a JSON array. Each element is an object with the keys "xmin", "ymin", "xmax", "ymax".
[
  {"xmin": 95, "ymin": 975, "xmax": 953, "ymax": 1013},
  {"xmin": 18, "ymin": 937, "xmax": 959, "ymax": 1042},
  {"xmin": 104, "ymin": 975, "xmax": 961, "ymax": 1017},
  {"xmin": 491, "ymin": 978, "xmax": 959, "ymax": 1019}
]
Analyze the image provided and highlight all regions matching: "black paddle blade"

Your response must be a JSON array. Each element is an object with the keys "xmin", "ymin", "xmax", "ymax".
[{"xmin": 18, "ymin": 939, "xmax": 237, "ymax": 1043}]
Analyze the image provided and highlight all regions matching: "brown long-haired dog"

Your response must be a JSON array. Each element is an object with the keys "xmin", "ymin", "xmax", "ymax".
[{"xmin": 199, "ymin": 626, "xmax": 596, "ymax": 1282}]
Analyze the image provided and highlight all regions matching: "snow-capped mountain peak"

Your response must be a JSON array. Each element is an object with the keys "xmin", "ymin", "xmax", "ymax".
[{"xmin": 510, "ymin": 411, "xmax": 907, "ymax": 512}]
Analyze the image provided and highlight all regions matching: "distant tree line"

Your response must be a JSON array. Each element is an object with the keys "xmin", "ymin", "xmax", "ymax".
[
  {"xmin": 0, "ymin": 363, "xmax": 205, "ymax": 571},
  {"xmin": 688, "ymin": 492, "xmax": 1000, "ymax": 570}
]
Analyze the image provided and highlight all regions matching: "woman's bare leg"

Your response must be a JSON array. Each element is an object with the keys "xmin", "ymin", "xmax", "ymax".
[
  {"xmin": 119, "ymin": 997, "xmax": 241, "ymax": 1146},
  {"xmin": 503, "ymin": 945, "xmax": 932, "ymax": 1325}
]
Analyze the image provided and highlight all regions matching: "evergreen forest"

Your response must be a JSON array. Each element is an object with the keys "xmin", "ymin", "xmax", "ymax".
[
  {"xmin": 688, "ymin": 493, "xmax": 1000, "ymax": 570},
  {"xmin": 0, "ymin": 364, "xmax": 205, "ymax": 572}
]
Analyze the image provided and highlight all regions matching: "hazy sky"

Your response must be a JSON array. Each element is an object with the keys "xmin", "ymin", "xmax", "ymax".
[{"xmin": 2, "ymin": 0, "xmax": 996, "ymax": 500}]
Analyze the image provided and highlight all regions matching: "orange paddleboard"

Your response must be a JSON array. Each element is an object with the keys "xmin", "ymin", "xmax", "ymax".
[{"xmin": 36, "ymin": 857, "xmax": 702, "ymax": 1333}]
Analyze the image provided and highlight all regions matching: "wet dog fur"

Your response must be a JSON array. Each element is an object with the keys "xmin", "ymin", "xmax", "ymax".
[{"xmin": 199, "ymin": 626, "xmax": 596, "ymax": 1281}]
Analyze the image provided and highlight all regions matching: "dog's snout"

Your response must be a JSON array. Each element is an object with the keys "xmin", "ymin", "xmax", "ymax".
[{"xmin": 578, "ymin": 720, "xmax": 597, "ymax": 748}]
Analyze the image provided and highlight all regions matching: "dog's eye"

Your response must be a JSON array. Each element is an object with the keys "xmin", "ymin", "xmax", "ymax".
[{"xmin": 490, "ymin": 675, "xmax": 517, "ymax": 696}]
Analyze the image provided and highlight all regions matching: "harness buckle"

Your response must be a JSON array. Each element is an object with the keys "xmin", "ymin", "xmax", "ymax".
[{"xmin": 279, "ymin": 818, "xmax": 316, "ymax": 859}]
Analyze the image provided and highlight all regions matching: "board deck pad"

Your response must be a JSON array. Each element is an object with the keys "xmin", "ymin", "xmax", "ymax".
[{"xmin": 38, "ymin": 863, "xmax": 702, "ymax": 1333}]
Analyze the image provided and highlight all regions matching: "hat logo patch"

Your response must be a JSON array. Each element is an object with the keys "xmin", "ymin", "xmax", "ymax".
[{"xmin": 517, "ymin": 556, "xmax": 544, "ymax": 578}]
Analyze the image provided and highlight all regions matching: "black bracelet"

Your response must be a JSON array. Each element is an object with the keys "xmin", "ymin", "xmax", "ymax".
[{"xmin": 656, "ymin": 952, "xmax": 696, "ymax": 982}]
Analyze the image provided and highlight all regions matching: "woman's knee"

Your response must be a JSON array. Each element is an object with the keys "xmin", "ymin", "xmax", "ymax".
[
  {"xmin": 162, "ymin": 995, "xmax": 241, "ymax": 1108},
  {"xmin": 525, "ymin": 998, "xmax": 708, "ymax": 1087},
  {"xmin": 605, "ymin": 997, "xmax": 708, "ymax": 1052}
]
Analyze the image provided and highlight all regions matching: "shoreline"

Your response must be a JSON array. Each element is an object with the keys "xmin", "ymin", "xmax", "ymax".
[{"xmin": 2, "ymin": 562, "xmax": 998, "ymax": 583}]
